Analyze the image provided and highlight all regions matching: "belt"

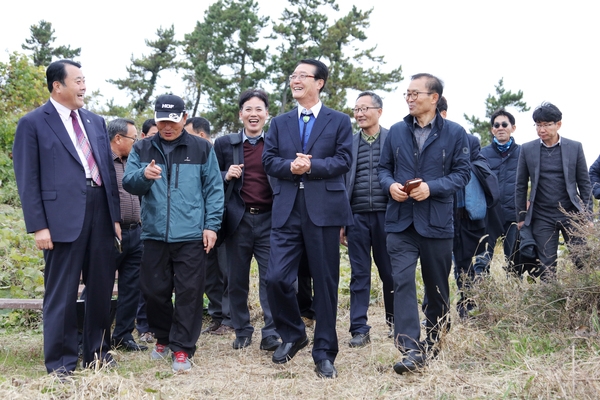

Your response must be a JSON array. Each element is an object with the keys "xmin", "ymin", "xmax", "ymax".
[
  {"xmin": 86, "ymin": 178, "xmax": 101, "ymax": 187},
  {"xmin": 246, "ymin": 207, "xmax": 271, "ymax": 215},
  {"xmin": 298, "ymin": 182, "xmax": 304, "ymax": 189},
  {"xmin": 120, "ymin": 222, "xmax": 140, "ymax": 230}
]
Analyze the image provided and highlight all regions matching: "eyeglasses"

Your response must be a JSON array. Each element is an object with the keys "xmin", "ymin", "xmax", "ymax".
[
  {"xmin": 403, "ymin": 91, "xmax": 432, "ymax": 100},
  {"xmin": 534, "ymin": 122, "xmax": 556, "ymax": 129},
  {"xmin": 353, "ymin": 107, "xmax": 381, "ymax": 114},
  {"xmin": 120, "ymin": 134, "xmax": 138, "ymax": 142},
  {"xmin": 289, "ymin": 74, "xmax": 315, "ymax": 81},
  {"xmin": 493, "ymin": 122, "xmax": 509, "ymax": 129}
]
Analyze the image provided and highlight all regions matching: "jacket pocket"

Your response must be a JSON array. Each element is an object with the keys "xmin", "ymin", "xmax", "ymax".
[
  {"xmin": 325, "ymin": 182, "xmax": 345, "ymax": 191},
  {"xmin": 429, "ymin": 197, "xmax": 452, "ymax": 228},
  {"xmin": 41, "ymin": 191, "xmax": 57, "ymax": 201}
]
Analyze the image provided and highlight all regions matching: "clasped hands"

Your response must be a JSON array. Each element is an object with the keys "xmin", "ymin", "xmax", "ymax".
[
  {"xmin": 389, "ymin": 181, "xmax": 430, "ymax": 202},
  {"xmin": 291, "ymin": 153, "xmax": 312, "ymax": 175}
]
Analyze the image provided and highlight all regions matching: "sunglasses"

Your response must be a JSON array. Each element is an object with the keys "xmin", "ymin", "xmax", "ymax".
[{"xmin": 493, "ymin": 122, "xmax": 510, "ymax": 129}]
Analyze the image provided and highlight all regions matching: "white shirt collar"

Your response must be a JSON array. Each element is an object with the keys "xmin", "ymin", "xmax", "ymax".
[{"xmin": 297, "ymin": 100, "xmax": 322, "ymax": 119}]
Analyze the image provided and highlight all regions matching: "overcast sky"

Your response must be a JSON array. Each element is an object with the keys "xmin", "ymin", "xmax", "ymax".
[{"xmin": 2, "ymin": 0, "xmax": 599, "ymax": 163}]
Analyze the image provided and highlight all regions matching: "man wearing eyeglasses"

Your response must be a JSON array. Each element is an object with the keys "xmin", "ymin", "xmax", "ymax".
[
  {"xmin": 106, "ymin": 118, "xmax": 148, "ymax": 352},
  {"xmin": 263, "ymin": 59, "xmax": 353, "ymax": 378},
  {"xmin": 340, "ymin": 91, "xmax": 394, "ymax": 348},
  {"xmin": 378, "ymin": 73, "xmax": 470, "ymax": 374},
  {"xmin": 515, "ymin": 102, "xmax": 592, "ymax": 278},
  {"xmin": 477, "ymin": 110, "xmax": 521, "ymax": 275}
]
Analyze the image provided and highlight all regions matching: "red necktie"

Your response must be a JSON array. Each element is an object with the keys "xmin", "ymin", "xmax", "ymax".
[{"xmin": 70, "ymin": 111, "xmax": 102, "ymax": 186}]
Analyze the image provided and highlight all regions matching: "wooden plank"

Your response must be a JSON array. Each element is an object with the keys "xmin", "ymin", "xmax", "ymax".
[
  {"xmin": 0, "ymin": 284, "xmax": 118, "ymax": 310},
  {"xmin": 0, "ymin": 299, "xmax": 43, "ymax": 310}
]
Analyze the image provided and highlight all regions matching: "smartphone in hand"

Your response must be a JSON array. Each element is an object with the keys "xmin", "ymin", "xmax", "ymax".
[
  {"xmin": 114, "ymin": 236, "xmax": 122, "ymax": 253},
  {"xmin": 403, "ymin": 178, "xmax": 423, "ymax": 194}
]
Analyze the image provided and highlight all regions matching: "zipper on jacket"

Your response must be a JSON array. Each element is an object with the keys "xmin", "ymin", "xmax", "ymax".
[
  {"xmin": 442, "ymin": 149, "xmax": 446, "ymax": 176},
  {"xmin": 175, "ymin": 164, "xmax": 180, "ymax": 189},
  {"xmin": 165, "ymin": 151, "xmax": 172, "ymax": 241},
  {"xmin": 369, "ymin": 145, "xmax": 373, "ymax": 210}
]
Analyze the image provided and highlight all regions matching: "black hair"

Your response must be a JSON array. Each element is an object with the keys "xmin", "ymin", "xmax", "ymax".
[
  {"xmin": 490, "ymin": 108, "xmax": 516, "ymax": 125},
  {"xmin": 141, "ymin": 118, "xmax": 157, "ymax": 134},
  {"xmin": 238, "ymin": 88, "xmax": 269, "ymax": 110},
  {"xmin": 411, "ymin": 73, "xmax": 444, "ymax": 101},
  {"xmin": 295, "ymin": 59, "xmax": 328, "ymax": 92},
  {"xmin": 532, "ymin": 102, "xmax": 562, "ymax": 123},
  {"xmin": 46, "ymin": 59, "xmax": 81, "ymax": 93},
  {"xmin": 185, "ymin": 117, "xmax": 211, "ymax": 136},
  {"xmin": 437, "ymin": 96, "xmax": 448, "ymax": 113}
]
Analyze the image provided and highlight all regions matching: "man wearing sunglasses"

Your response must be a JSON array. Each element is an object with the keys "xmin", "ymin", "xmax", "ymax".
[{"xmin": 477, "ymin": 109, "xmax": 521, "ymax": 275}]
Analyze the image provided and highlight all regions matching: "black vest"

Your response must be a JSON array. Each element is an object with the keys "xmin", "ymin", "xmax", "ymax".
[{"xmin": 350, "ymin": 136, "xmax": 388, "ymax": 213}]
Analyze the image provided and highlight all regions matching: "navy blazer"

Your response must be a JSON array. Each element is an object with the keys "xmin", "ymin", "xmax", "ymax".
[
  {"xmin": 262, "ymin": 106, "xmax": 354, "ymax": 229},
  {"xmin": 13, "ymin": 101, "xmax": 120, "ymax": 242},
  {"xmin": 516, "ymin": 136, "xmax": 592, "ymax": 226}
]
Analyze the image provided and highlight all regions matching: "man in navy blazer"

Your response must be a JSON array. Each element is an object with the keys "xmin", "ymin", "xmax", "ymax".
[
  {"xmin": 262, "ymin": 59, "xmax": 353, "ymax": 378},
  {"xmin": 516, "ymin": 102, "xmax": 592, "ymax": 277},
  {"xmin": 13, "ymin": 60, "xmax": 121, "ymax": 375}
]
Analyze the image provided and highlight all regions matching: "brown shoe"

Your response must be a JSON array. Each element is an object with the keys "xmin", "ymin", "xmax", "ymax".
[
  {"xmin": 139, "ymin": 332, "xmax": 155, "ymax": 344},
  {"xmin": 201, "ymin": 320, "xmax": 221, "ymax": 334},
  {"xmin": 302, "ymin": 316, "xmax": 315, "ymax": 329},
  {"xmin": 211, "ymin": 324, "xmax": 234, "ymax": 336}
]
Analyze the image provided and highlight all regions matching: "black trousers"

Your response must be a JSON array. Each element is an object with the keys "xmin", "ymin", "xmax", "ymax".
[
  {"xmin": 140, "ymin": 240, "xmax": 206, "ymax": 356},
  {"xmin": 267, "ymin": 192, "xmax": 341, "ymax": 363},
  {"xmin": 387, "ymin": 225, "xmax": 453, "ymax": 352},
  {"xmin": 347, "ymin": 211, "xmax": 394, "ymax": 334},
  {"xmin": 43, "ymin": 185, "xmax": 115, "ymax": 373},
  {"xmin": 112, "ymin": 225, "xmax": 143, "ymax": 342}
]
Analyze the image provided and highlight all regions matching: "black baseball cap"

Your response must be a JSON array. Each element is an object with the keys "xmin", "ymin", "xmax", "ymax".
[{"xmin": 154, "ymin": 95, "xmax": 186, "ymax": 123}]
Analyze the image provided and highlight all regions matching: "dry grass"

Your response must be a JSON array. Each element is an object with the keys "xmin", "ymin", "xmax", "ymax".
[{"xmin": 3, "ymin": 246, "xmax": 600, "ymax": 399}]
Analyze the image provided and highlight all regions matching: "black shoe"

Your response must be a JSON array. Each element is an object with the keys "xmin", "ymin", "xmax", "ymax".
[
  {"xmin": 393, "ymin": 350, "xmax": 427, "ymax": 374},
  {"xmin": 232, "ymin": 336, "xmax": 252, "ymax": 349},
  {"xmin": 201, "ymin": 320, "xmax": 221, "ymax": 334},
  {"xmin": 349, "ymin": 332, "xmax": 370, "ymax": 348},
  {"xmin": 260, "ymin": 335, "xmax": 281, "ymax": 351},
  {"xmin": 272, "ymin": 335, "xmax": 309, "ymax": 364},
  {"xmin": 113, "ymin": 339, "xmax": 148, "ymax": 352},
  {"xmin": 314, "ymin": 359, "xmax": 337, "ymax": 378}
]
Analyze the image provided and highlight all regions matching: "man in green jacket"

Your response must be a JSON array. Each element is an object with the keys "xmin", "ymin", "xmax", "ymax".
[{"xmin": 123, "ymin": 94, "xmax": 224, "ymax": 373}]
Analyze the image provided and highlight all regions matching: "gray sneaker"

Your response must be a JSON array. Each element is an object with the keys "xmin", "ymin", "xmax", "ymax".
[
  {"xmin": 172, "ymin": 351, "xmax": 191, "ymax": 373},
  {"xmin": 150, "ymin": 343, "xmax": 170, "ymax": 360}
]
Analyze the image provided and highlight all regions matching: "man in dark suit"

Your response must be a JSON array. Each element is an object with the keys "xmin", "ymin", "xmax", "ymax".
[
  {"xmin": 340, "ymin": 91, "xmax": 394, "ymax": 347},
  {"xmin": 262, "ymin": 59, "xmax": 353, "ymax": 379},
  {"xmin": 516, "ymin": 102, "xmax": 592, "ymax": 277},
  {"xmin": 214, "ymin": 89, "xmax": 280, "ymax": 352},
  {"xmin": 12, "ymin": 59, "xmax": 121, "ymax": 375}
]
